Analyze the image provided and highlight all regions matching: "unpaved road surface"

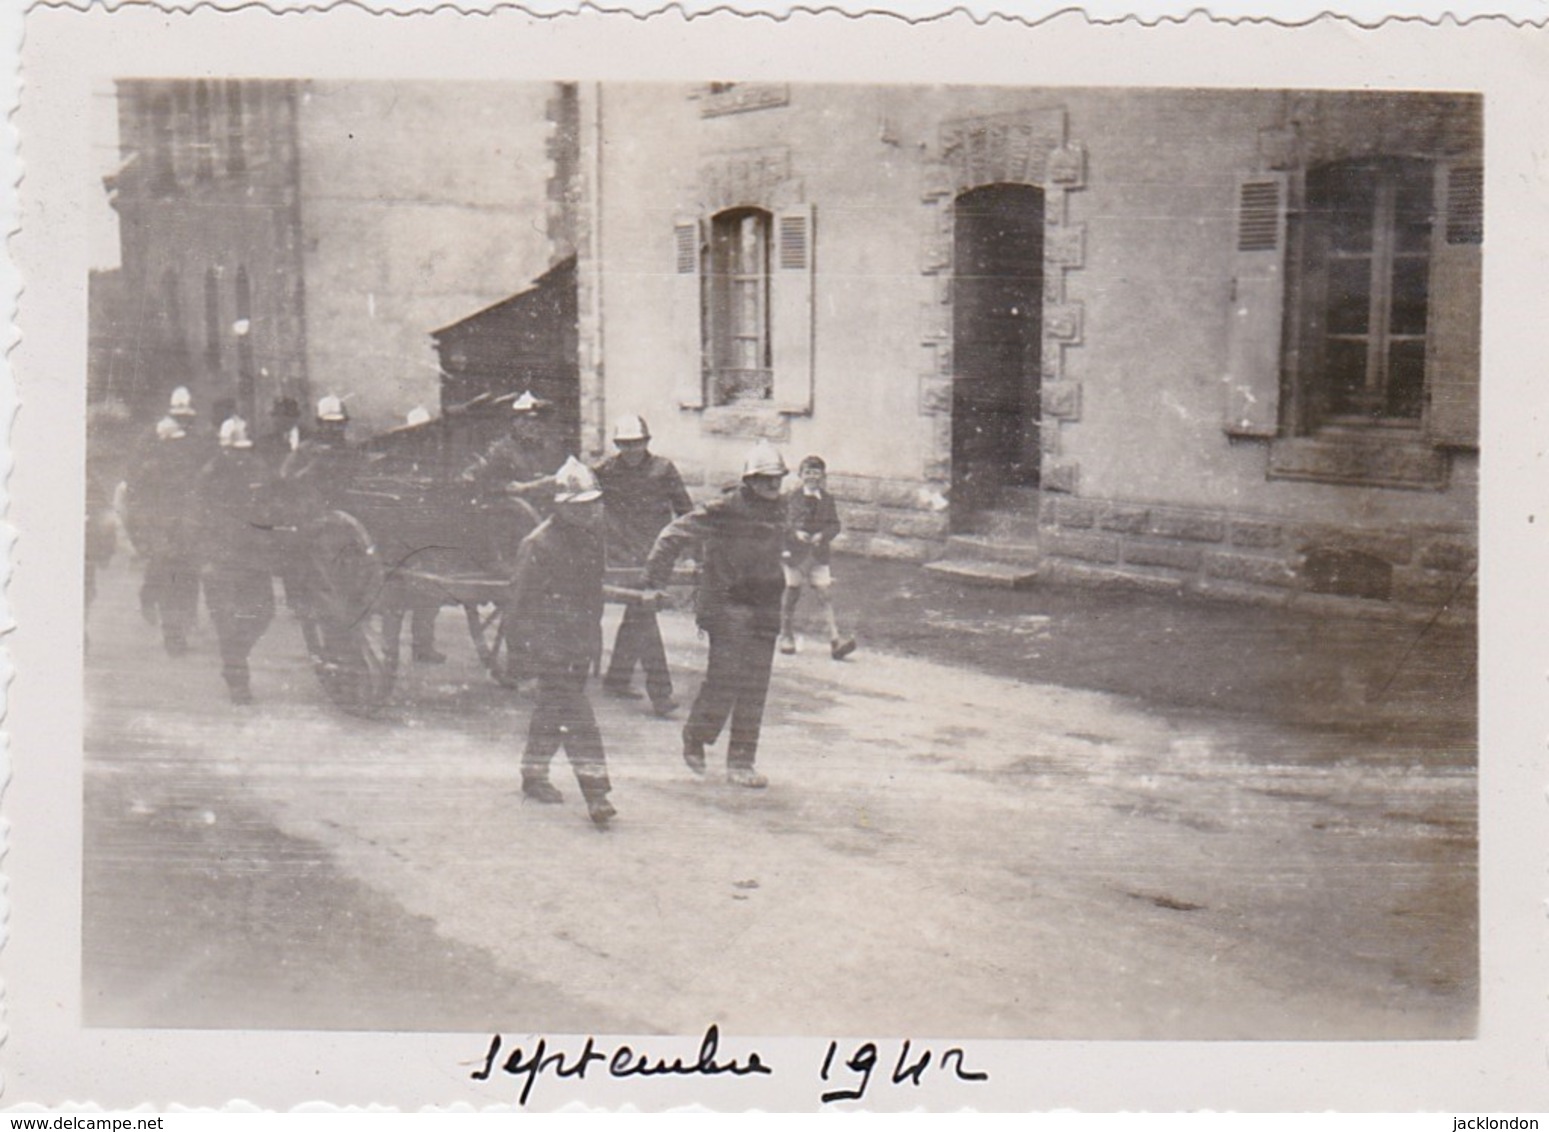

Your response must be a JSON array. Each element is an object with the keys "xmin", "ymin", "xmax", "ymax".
[{"xmin": 84, "ymin": 557, "xmax": 1475, "ymax": 1038}]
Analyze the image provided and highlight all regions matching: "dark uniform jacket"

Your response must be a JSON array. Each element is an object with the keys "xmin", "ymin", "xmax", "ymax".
[
  {"xmin": 279, "ymin": 436, "xmax": 362, "ymax": 517},
  {"xmin": 784, "ymin": 487, "xmax": 842, "ymax": 567},
  {"xmin": 593, "ymin": 452, "xmax": 693, "ymax": 569},
  {"xmin": 645, "ymin": 484, "xmax": 786, "ymax": 633},
  {"xmin": 508, "ymin": 517, "xmax": 605, "ymax": 667},
  {"xmin": 461, "ymin": 434, "xmax": 565, "ymax": 501},
  {"xmin": 124, "ymin": 434, "xmax": 206, "ymax": 559},
  {"xmin": 198, "ymin": 449, "xmax": 280, "ymax": 571},
  {"xmin": 255, "ymin": 425, "xmax": 306, "ymax": 473}
]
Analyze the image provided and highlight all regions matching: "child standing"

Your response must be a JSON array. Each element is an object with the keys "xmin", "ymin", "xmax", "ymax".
[{"xmin": 779, "ymin": 455, "xmax": 857, "ymax": 660}]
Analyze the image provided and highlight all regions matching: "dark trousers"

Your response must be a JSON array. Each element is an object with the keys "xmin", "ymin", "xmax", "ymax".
[
  {"xmin": 686, "ymin": 606, "xmax": 779, "ymax": 769},
  {"xmin": 605, "ymin": 602, "xmax": 673, "ymax": 703},
  {"xmin": 277, "ymin": 552, "xmax": 324, "ymax": 658},
  {"xmin": 524, "ymin": 660, "xmax": 612, "ymax": 802},
  {"xmin": 144, "ymin": 552, "xmax": 200, "ymax": 651},
  {"xmin": 204, "ymin": 564, "xmax": 276, "ymax": 691}
]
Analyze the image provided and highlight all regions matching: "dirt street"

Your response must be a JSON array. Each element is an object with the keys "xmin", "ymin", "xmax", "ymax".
[{"xmin": 83, "ymin": 555, "xmax": 1476, "ymax": 1039}]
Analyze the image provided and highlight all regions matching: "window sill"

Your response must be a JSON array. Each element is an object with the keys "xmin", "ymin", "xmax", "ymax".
[
  {"xmin": 698, "ymin": 405, "xmax": 793, "ymax": 442},
  {"xmin": 1267, "ymin": 433, "xmax": 1448, "ymax": 491}
]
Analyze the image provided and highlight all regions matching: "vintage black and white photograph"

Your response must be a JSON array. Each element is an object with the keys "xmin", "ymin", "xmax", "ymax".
[{"xmin": 75, "ymin": 74, "xmax": 1482, "ymax": 1043}]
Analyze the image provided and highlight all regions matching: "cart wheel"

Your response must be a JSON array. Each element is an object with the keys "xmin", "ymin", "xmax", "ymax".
[
  {"xmin": 464, "ymin": 601, "xmax": 525, "ymax": 688},
  {"xmin": 303, "ymin": 510, "xmax": 396, "ymax": 714}
]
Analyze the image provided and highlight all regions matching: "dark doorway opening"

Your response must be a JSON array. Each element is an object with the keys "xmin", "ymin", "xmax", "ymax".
[{"xmin": 951, "ymin": 183, "xmax": 1044, "ymax": 528}]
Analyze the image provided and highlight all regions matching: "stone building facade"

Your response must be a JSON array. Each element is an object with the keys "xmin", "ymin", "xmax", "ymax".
[
  {"xmin": 575, "ymin": 84, "xmax": 1480, "ymax": 617},
  {"xmin": 107, "ymin": 79, "xmax": 309, "ymax": 429},
  {"xmin": 104, "ymin": 80, "xmax": 571, "ymax": 437}
]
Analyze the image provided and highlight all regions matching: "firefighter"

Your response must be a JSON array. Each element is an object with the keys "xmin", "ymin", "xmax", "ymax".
[
  {"xmin": 277, "ymin": 394, "xmax": 359, "ymax": 658},
  {"xmin": 124, "ymin": 413, "xmax": 204, "ymax": 656},
  {"xmin": 280, "ymin": 394, "xmax": 356, "ymax": 504},
  {"xmin": 197, "ymin": 416, "xmax": 278, "ymax": 704},
  {"xmin": 168, "ymin": 384, "xmax": 198, "ymax": 427},
  {"xmin": 594, "ymin": 414, "xmax": 693, "ymax": 716},
  {"xmin": 508, "ymin": 457, "xmax": 616, "ymax": 829},
  {"xmin": 641, "ymin": 443, "xmax": 789, "ymax": 789},
  {"xmin": 257, "ymin": 395, "xmax": 306, "ymax": 470},
  {"xmin": 460, "ymin": 390, "xmax": 565, "ymax": 509}
]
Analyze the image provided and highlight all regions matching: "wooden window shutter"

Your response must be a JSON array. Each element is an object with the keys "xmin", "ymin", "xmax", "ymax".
[
  {"xmin": 770, "ymin": 205, "xmax": 816, "ymax": 414},
  {"xmin": 671, "ymin": 218, "xmax": 706, "ymax": 410},
  {"xmin": 1425, "ymin": 162, "xmax": 1482, "ymax": 448},
  {"xmin": 1223, "ymin": 173, "xmax": 1289, "ymax": 437}
]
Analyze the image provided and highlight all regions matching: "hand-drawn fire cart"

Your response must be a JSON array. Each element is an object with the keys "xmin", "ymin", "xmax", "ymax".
[{"xmin": 277, "ymin": 399, "xmax": 690, "ymax": 716}]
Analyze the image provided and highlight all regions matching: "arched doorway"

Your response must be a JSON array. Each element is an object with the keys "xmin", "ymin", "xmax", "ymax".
[{"xmin": 951, "ymin": 183, "xmax": 1044, "ymax": 526}]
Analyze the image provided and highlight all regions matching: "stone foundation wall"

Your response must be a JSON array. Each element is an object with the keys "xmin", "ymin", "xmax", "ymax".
[
  {"xmin": 673, "ymin": 465, "xmax": 1476, "ymax": 622},
  {"xmin": 1039, "ymin": 495, "xmax": 1477, "ymax": 622}
]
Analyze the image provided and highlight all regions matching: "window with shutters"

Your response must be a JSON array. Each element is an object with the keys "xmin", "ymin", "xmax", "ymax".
[
  {"xmin": 1297, "ymin": 157, "xmax": 1435, "ymax": 429},
  {"xmin": 707, "ymin": 207, "xmax": 773, "ymax": 406},
  {"xmin": 671, "ymin": 200, "xmax": 814, "ymax": 419},
  {"xmin": 1229, "ymin": 148, "xmax": 1482, "ymax": 482}
]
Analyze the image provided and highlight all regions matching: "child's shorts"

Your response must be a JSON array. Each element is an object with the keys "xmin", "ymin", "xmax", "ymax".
[{"xmin": 782, "ymin": 560, "xmax": 833, "ymax": 589}]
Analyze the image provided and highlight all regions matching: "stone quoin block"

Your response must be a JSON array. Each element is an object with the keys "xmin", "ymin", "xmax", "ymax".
[
  {"xmin": 1122, "ymin": 540, "xmax": 1205, "ymax": 573},
  {"xmin": 1149, "ymin": 511, "xmax": 1227, "ymax": 543},
  {"xmin": 1204, "ymin": 551, "xmax": 1297, "ymax": 588},
  {"xmin": 1099, "ymin": 505, "xmax": 1150, "ymax": 535},
  {"xmin": 1041, "ymin": 381, "xmax": 1082, "ymax": 421},
  {"xmin": 1043, "ymin": 460, "xmax": 1080, "ymax": 494},
  {"xmin": 919, "ymin": 377, "xmax": 953, "ymax": 416},
  {"xmin": 1043, "ymin": 303, "xmax": 1084, "ymax": 344},
  {"xmin": 1043, "ymin": 529, "xmax": 1122, "ymax": 564}
]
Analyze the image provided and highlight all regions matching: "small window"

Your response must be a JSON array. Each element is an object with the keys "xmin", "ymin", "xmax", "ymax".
[
  {"xmin": 707, "ymin": 207, "xmax": 772, "ymax": 405},
  {"xmin": 1301, "ymin": 158, "xmax": 1434, "ymax": 428}
]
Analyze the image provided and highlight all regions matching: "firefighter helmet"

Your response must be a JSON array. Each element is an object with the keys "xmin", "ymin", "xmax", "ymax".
[
  {"xmin": 405, "ymin": 405, "xmax": 432, "ymax": 428},
  {"xmin": 613, "ymin": 414, "xmax": 651, "ymax": 443},
  {"xmin": 218, "ymin": 416, "xmax": 254, "ymax": 449},
  {"xmin": 155, "ymin": 416, "xmax": 187, "ymax": 441},
  {"xmin": 510, "ymin": 390, "xmax": 545, "ymax": 414},
  {"xmin": 552, "ymin": 456, "xmax": 603, "ymax": 503},
  {"xmin": 316, "ymin": 394, "xmax": 349, "ymax": 423},
  {"xmin": 741, "ymin": 443, "xmax": 788, "ymax": 480},
  {"xmin": 168, "ymin": 386, "xmax": 196, "ymax": 418}
]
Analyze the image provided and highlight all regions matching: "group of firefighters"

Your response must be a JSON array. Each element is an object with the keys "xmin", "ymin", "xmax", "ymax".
[{"xmin": 101, "ymin": 386, "xmax": 859, "ymax": 830}]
